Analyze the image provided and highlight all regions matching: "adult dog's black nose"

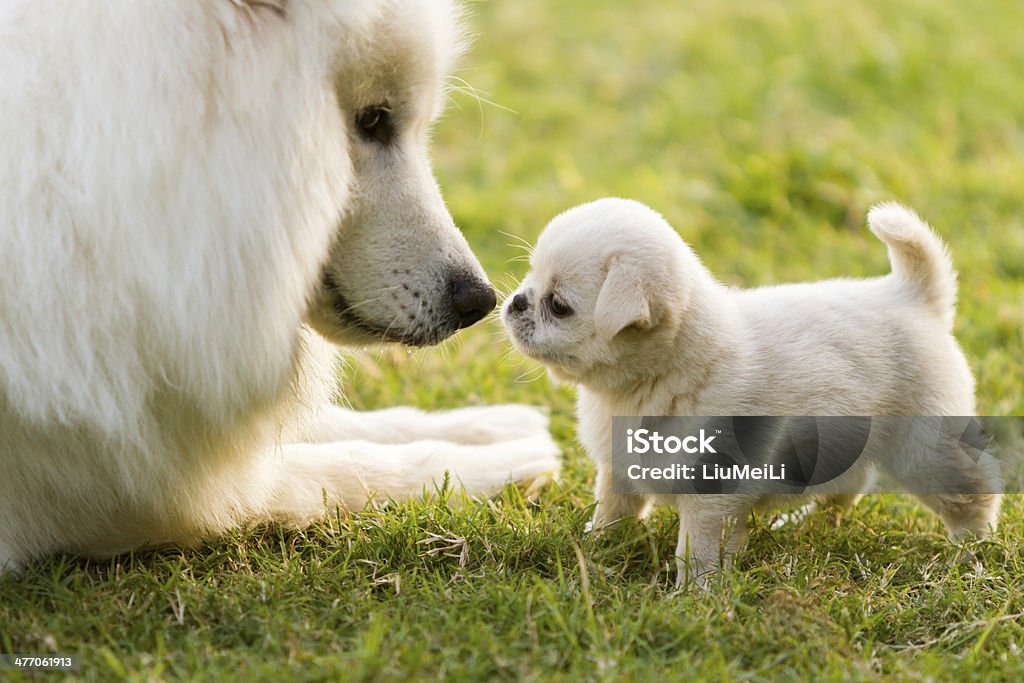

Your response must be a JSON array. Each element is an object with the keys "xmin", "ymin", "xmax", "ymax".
[
  {"xmin": 510, "ymin": 293, "xmax": 529, "ymax": 313},
  {"xmin": 451, "ymin": 275, "xmax": 497, "ymax": 328}
]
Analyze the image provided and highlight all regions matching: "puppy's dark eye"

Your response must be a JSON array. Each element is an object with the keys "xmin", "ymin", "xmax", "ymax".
[
  {"xmin": 548, "ymin": 294, "xmax": 573, "ymax": 318},
  {"xmin": 355, "ymin": 104, "xmax": 394, "ymax": 145}
]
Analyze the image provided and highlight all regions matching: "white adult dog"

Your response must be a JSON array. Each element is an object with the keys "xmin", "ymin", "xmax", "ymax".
[
  {"xmin": 503, "ymin": 198, "xmax": 1001, "ymax": 585},
  {"xmin": 0, "ymin": 0, "xmax": 559, "ymax": 574}
]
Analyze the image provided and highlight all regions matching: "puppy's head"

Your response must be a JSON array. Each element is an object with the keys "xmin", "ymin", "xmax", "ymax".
[
  {"xmin": 307, "ymin": 0, "xmax": 496, "ymax": 347},
  {"xmin": 503, "ymin": 198, "xmax": 695, "ymax": 387}
]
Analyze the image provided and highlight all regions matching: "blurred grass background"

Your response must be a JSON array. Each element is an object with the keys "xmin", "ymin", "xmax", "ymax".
[
  {"xmin": 3, "ymin": 0, "xmax": 1023, "ymax": 680},
  {"xmin": 356, "ymin": 0, "xmax": 1024, "ymax": 416}
]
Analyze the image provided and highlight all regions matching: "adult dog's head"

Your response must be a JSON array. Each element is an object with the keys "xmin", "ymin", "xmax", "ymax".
[
  {"xmin": 303, "ymin": 0, "xmax": 496, "ymax": 347},
  {"xmin": 0, "ymin": 0, "xmax": 499, "ymax": 434}
]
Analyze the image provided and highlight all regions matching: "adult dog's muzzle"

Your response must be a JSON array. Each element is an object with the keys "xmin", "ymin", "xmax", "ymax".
[{"xmin": 449, "ymin": 273, "xmax": 497, "ymax": 328}]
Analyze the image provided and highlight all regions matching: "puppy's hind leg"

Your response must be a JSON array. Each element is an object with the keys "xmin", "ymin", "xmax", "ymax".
[
  {"xmin": 769, "ymin": 466, "xmax": 875, "ymax": 531},
  {"xmin": 887, "ymin": 427, "xmax": 1002, "ymax": 540},
  {"xmin": 914, "ymin": 492, "xmax": 1002, "ymax": 541},
  {"xmin": 814, "ymin": 464, "xmax": 877, "ymax": 522}
]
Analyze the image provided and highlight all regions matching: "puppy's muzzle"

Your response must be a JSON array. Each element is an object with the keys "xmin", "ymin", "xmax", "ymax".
[
  {"xmin": 450, "ymin": 273, "xmax": 497, "ymax": 328},
  {"xmin": 509, "ymin": 293, "xmax": 529, "ymax": 313}
]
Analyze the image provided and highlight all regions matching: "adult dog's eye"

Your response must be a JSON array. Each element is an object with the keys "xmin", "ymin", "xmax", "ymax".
[
  {"xmin": 548, "ymin": 294, "xmax": 573, "ymax": 318},
  {"xmin": 355, "ymin": 104, "xmax": 394, "ymax": 145}
]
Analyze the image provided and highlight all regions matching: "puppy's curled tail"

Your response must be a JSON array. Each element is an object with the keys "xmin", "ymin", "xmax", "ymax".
[{"xmin": 868, "ymin": 202, "xmax": 957, "ymax": 327}]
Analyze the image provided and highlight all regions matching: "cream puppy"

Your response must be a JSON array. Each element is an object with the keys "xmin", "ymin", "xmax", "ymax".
[{"xmin": 503, "ymin": 197, "xmax": 1001, "ymax": 586}]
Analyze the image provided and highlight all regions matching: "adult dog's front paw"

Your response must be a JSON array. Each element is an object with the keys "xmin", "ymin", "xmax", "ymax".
[
  {"xmin": 495, "ymin": 432, "xmax": 562, "ymax": 496},
  {"xmin": 436, "ymin": 404, "xmax": 552, "ymax": 444}
]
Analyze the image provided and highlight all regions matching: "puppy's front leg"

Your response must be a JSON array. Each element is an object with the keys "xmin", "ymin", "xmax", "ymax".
[
  {"xmin": 0, "ymin": 542, "xmax": 22, "ymax": 576},
  {"xmin": 588, "ymin": 464, "xmax": 652, "ymax": 530},
  {"xmin": 674, "ymin": 496, "xmax": 752, "ymax": 589},
  {"xmin": 262, "ymin": 434, "xmax": 561, "ymax": 525},
  {"xmin": 299, "ymin": 404, "xmax": 551, "ymax": 446}
]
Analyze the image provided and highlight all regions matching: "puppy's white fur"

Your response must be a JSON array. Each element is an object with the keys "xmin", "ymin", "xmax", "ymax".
[
  {"xmin": 0, "ymin": 0, "xmax": 559, "ymax": 574},
  {"xmin": 504, "ymin": 197, "xmax": 1000, "ymax": 585}
]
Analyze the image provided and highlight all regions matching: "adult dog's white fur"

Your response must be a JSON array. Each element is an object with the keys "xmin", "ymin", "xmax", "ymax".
[
  {"xmin": 0, "ymin": 0, "xmax": 559, "ymax": 574},
  {"xmin": 503, "ymin": 197, "xmax": 1001, "ymax": 585}
]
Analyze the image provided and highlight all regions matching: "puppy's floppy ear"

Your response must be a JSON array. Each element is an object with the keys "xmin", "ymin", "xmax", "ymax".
[{"xmin": 594, "ymin": 256, "xmax": 651, "ymax": 339}]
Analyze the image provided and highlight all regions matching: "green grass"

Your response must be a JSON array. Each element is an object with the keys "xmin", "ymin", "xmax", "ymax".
[{"xmin": 4, "ymin": 0, "xmax": 1024, "ymax": 679}]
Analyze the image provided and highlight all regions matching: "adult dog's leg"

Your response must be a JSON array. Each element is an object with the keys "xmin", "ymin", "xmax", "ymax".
[
  {"xmin": 263, "ymin": 434, "xmax": 561, "ymax": 525},
  {"xmin": 300, "ymin": 404, "xmax": 552, "ymax": 445}
]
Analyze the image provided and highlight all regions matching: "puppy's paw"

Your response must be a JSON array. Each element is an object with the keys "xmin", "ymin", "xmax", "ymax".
[
  {"xmin": 0, "ymin": 547, "xmax": 23, "ymax": 578},
  {"xmin": 675, "ymin": 562, "xmax": 718, "ymax": 593},
  {"xmin": 585, "ymin": 514, "xmax": 624, "ymax": 535}
]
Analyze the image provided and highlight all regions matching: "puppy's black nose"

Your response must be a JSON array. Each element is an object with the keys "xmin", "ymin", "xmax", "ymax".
[
  {"xmin": 510, "ymin": 293, "xmax": 529, "ymax": 313},
  {"xmin": 451, "ymin": 275, "xmax": 497, "ymax": 328}
]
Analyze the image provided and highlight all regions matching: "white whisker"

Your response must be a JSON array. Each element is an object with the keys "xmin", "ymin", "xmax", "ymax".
[{"xmin": 514, "ymin": 366, "xmax": 547, "ymax": 384}]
